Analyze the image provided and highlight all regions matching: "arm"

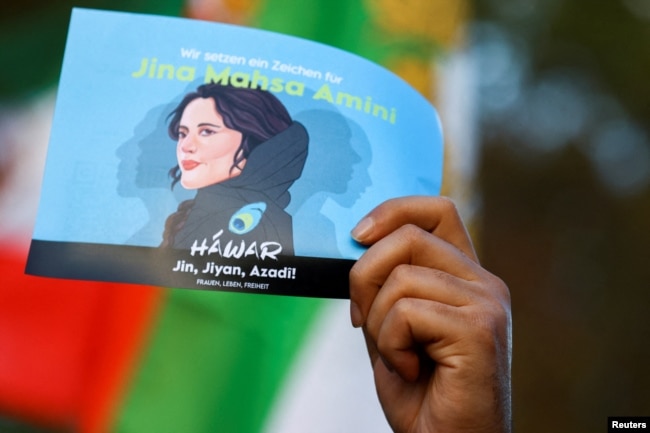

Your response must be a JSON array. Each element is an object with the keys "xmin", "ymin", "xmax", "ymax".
[{"xmin": 349, "ymin": 196, "xmax": 512, "ymax": 433}]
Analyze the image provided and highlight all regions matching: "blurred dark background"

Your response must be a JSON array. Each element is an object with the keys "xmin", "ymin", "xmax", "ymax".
[{"xmin": 473, "ymin": 1, "xmax": 650, "ymax": 431}]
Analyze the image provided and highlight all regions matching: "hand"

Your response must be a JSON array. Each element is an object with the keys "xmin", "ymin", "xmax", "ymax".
[{"xmin": 349, "ymin": 196, "xmax": 511, "ymax": 433}]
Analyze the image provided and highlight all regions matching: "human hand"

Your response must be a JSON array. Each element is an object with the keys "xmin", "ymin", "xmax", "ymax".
[{"xmin": 349, "ymin": 196, "xmax": 511, "ymax": 433}]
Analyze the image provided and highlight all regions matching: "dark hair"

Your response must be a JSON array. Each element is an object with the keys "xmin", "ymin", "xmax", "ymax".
[
  {"xmin": 161, "ymin": 83, "xmax": 293, "ymax": 247},
  {"xmin": 167, "ymin": 82, "xmax": 292, "ymax": 188}
]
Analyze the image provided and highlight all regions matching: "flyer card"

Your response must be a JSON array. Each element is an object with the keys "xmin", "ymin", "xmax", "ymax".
[{"xmin": 26, "ymin": 8, "xmax": 443, "ymax": 299}]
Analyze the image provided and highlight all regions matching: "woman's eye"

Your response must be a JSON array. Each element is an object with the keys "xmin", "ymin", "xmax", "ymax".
[{"xmin": 200, "ymin": 128, "xmax": 216, "ymax": 136}]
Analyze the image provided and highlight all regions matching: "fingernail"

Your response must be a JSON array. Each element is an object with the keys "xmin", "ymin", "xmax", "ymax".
[
  {"xmin": 350, "ymin": 301, "xmax": 363, "ymax": 328},
  {"xmin": 351, "ymin": 216, "xmax": 374, "ymax": 243}
]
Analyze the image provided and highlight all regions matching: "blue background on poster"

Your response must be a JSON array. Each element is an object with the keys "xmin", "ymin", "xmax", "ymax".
[{"xmin": 33, "ymin": 9, "xmax": 442, "ymax": 260}]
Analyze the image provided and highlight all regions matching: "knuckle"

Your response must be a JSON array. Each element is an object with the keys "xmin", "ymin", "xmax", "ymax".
[
  {"xmin": 396, "ymin": 223, "xmax": 424, "ymax": 243},
  {"xmin": 376, "ymin": 334, "xmax": 392, "ymax": 355},
  {"xmin": 349, "ymin": 262, "xmax": 363, "ymax": 285},
  {"xmin": 388, "ymin": 263, "xmax": 412, "ymax": 285},
  {"xmin": 436, "ymin": 196, "xmax": 459, "ymax": 215},
  {"xmin": 348, "ymin": 262, "xmax": 366, "ymax": 299},
  {"xmin": 484, "ymin": 273, "xmax": 512, "ymax": 305},
  {"xmin": 393, "ymin": 296, "xmax": 416, "ymax": 316},
  {"xmin": 468, "ymin": 302, "xmax": 511, "ymax": 344},
  {"xmin": 376, "ymin": 300, "xmax": 413, "ymax": 351},
  {"xmin": 473, "ymin": 270, "xmax": 511, "ymax": 306}
]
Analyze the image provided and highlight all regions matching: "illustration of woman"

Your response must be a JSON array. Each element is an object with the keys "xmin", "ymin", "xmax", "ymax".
[{"xmin": 160, "ymin": 82, "xmax": 308, "ymax": 255}]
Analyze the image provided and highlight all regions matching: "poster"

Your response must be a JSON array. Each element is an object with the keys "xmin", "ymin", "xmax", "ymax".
[{"xmin": 26, "ymin": 8, "xmax": 443, "ymax": 298}]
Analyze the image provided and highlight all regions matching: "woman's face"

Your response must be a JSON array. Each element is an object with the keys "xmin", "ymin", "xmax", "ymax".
[{"xmin": 176, "ymin": 97, "xmax": 244, "ymax": 189}]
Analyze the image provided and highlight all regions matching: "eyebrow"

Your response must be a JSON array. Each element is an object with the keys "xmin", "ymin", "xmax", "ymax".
[{"xmin": 178, "ymin": 122, "xmax": 222, "ymax": 130}]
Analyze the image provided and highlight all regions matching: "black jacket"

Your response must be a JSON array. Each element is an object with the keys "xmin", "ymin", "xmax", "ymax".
[{"xmin": 171, "ymin": 122, "xmax": 308, "ymax": 255}]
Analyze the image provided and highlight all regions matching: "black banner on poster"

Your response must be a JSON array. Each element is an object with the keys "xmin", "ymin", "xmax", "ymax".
[{"xmin": 26, "ymin": 240, "xmax": 352, "ymax": 299}]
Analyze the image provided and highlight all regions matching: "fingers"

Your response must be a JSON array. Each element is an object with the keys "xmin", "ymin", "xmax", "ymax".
[
  {"xmin": 374, "ymin": 297, "xmax": 465, "ymax": 382},
  {"xmin": 348, "ymin": 196, "xmax": 511, "ymax": 386},
  {"xmin": 369, "ymin": 278, "xmax": 510, "ymax": 383},
  {"xmin": 381, "ymin": 296, "xmax": 509, "ymax": 381},
  {"xmin": 348, "ymin": 197, "xmax": 512, "ymax": 432},
  {"xmin": 364, "ymin": 264, "xmax": 475, "ymax": 334},
  {"xmin": 351, "ymin": 196, "xmax": 478, "ymax": 262},
  {"xmin": 349, "ymin": 223, "xmax": 483, "ymax": 327},
  {"xmin": 350, "ymin": 196, "xmax": 484, "ymax": 328}
]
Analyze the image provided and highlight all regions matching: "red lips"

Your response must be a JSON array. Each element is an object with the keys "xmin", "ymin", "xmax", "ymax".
[{"xmin": 181, "ymin": 160, "xmax": 200, "ymax": 170}]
